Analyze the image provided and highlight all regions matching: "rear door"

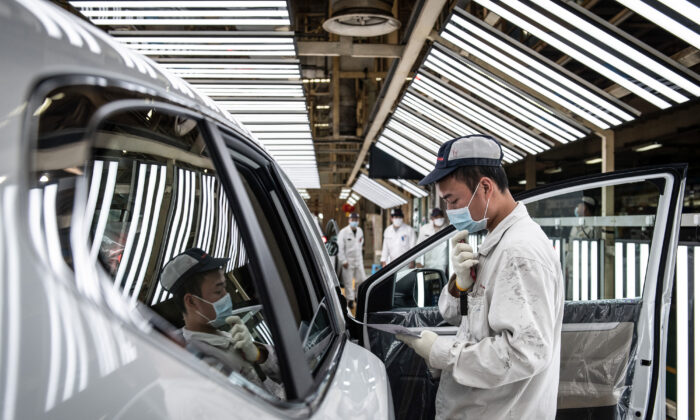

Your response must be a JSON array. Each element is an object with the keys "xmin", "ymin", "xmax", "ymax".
[{"xmin": 357, "ymin": 165, "xmax": 686, "ymax": 420}]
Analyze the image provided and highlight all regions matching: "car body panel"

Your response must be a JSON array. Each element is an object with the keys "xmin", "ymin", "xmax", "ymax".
[{"xmin": 0, "ymin": 1, "xmax": 391, "ymax": 418}]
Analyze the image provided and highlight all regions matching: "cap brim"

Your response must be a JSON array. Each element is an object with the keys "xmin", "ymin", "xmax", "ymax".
[
  {"xmin": 418, "ymin": 167, "xmax": 458, "ymax": 186},
  {"xmin": 195, "ymin": 257, "xmax": 230, "ymax": 273}
]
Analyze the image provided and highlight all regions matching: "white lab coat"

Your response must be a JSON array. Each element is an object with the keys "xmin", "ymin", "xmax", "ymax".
[
  {"xmin": 380, "ymin": 223, "xmax": 416, "ymax": 264},
  {"xmin": 337, "ymin": 225, "xmax": 366, "ymax": 301},
  {"xmin": 417, "ymin": 222, "xmax": 448, "ymax": 272},
  {"xmin": 430, "ymin": 203, "xmax": 564, "ymax": 420}
]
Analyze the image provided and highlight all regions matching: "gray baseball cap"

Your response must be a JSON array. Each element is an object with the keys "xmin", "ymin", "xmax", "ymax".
[
  {"xmin": 418, "ymin": 135, "xmax": 503, "ymax": 186},
  {"xmin": 160, "ymin": 248, "xmax": 229, "ymax": 293}
]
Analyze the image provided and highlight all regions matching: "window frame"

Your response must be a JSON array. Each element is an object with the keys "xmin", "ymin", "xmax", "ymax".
[
  {"xmin": 24, "ymin": 75, "xmax": 316, "ymax": 407},
  {"xmin": 215, "ymin": 126, "xmax": 349, "ymax": 401}
]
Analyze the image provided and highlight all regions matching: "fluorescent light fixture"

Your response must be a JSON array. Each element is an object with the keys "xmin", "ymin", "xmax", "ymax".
[
  {"xmin": 590, "ymin": 240, "xmax": 598, "ymax": 300},
  {"xmin": 626, "ymin": 243, "xmax": 636, "ymax": 297},
  {"xmin": 518, "ymin": 180, "xmax": 527, "ymax": 185},
  {"xmin": 585, "ymin": 157, "xmax": 602, "ymax": 165},
  {"xmin": 394, "ymin": 107, "xmax": 451, "ymax": 143},
  {"xmin": 635, "ymin": 143, "xmax": 662, "ymax": 152},
  {"xmin": 425, "ymin": 47, "xmax": 586, "ymax": 143},
  {"xmin": 388, "ymin": 179, "xmax": 429, "ymax": 198},
  {"xmin": 316, "ymin": 105, "xmax": 330, "ymax": 110},
  {"xmin": 413, "ymin": 74, "xmax": 550, "ymax": 154},
  {"xmin": 39, "ymin": 174, "xmax": 49, "ymax": 183},
  {"xmin": 677, "ymin": 245, "xmax": 689, "ymax": 420},
  {"xmin": 352, "ymin": 174, "xmax": 407, "ymax": 209},
  {"xmin": 314, "ymin": 123, "xmax": 330, "ymax": 127},
  {"xmin": 71, "ymin": 1, "xmax": 289, "ymax": 6},
  {"xmin": 473, "ymin": 0, "xmax": 700, "ymax": 108},
  {"xmin": 301, "ymin": 78, "xmax": 330, "ymax": 83},
  {"xmin": 339, "ymin": 187, "xmax": 352, "ymax": 200},
  {"xmin": 442, "ymin": 15, "xmax": 633, "ymax": 128},
  {"xmin": 573, "ymin": 240, "xmax": 580, "ymax": 300},
  {"xmin": 544, "ymin": 167, "xmax": 562, "ymax": 174},
  {"xmin": 375, "ymin": 137, "xmax": 434, "ymax": 173}
]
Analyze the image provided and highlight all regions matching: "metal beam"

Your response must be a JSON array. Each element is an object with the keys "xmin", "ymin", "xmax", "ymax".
[
  {"xmin": 346, "ymin": 0, "xmax": 448, "ymax": 186},
  {"xmin": 298, "ymin": 39, "xmax": 404, "ymax": 58}
]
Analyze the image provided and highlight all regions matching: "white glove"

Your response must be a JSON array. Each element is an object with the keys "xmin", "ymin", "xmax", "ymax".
[
  {"xmin": 451, "ymin": 231, "xmax": 478, "ymax": 291},
  {"xmin": 396, "ymin": 330, "xmax": 438, "ymax": 362},
  {"xmin": 226, "ymin": 316, "xmax": 260, "ymax": 363}
]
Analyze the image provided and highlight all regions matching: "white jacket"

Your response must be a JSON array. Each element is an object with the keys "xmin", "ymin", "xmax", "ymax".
[
  {"xmin": 380, "ymin": 223, "xmax": 416, "ymax": 264},
  {"xmin": 430, "ymin": 203, "xmax": 564, "ymax": 419},
  {"xmin": 417, "ymin": 222, "xmax": 448, "ymax": 270},
  {"xmin": 337, "ymin": 225, "xmax": 364, "ymax": 267}
]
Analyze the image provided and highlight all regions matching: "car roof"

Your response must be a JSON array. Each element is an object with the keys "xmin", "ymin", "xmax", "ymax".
[{"xmin": 1, "ymin": 0, "xmax": 264, "ymax": 152}]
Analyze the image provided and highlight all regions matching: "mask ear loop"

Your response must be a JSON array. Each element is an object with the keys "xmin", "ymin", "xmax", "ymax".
[
  {"xmin": 191, "ymin": 294, "xmax": 215, "ymax": 323},
  {"xmin": 478, "ymin": 180, "xmax": 491, "ymax": 220}
]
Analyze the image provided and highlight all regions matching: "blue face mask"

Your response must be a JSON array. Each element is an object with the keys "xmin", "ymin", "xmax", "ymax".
[
  {"xmin": 349, "ymin": 221, "xmax": 359, "ymax": 228},
  {"xmin": 446, "ymin": 183, "xmax": 490, "ymax": 233},
  {"xmin": 194, "ymin": 293, "xmax": 233, "ymax": 328},
  {"xmin": 574, "ymin": 207, "xmax": 580, "ymax": 217}
]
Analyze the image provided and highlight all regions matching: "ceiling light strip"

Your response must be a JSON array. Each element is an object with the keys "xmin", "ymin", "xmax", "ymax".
[
  {"xmin": 426, "ymin": 49, "xmax": 584, "ymax": 142},
  {"xmin": 404, "ymin": 90, "xmax": 525, "ymax": 162},
  {"xmin": 441, "ymin": 27, "xmax": 622, "ymax": 129},
  {"xmin": 472, "ymin": 0, "xmax": 680, "ymax": 109},
  {"xmin": 71, "ymin": 1, "xmax": 288, "ymax": 7},
  {"xmin": 414, "ymin": 75, "xmax": 549, "ymax": 154},
  {"xmin": 380, "ymin": 129, "xmax": 439, "ymax": 164},
  {"xmin": 447, "ymin": 11, "xmax": 637, "ymax": 123},
  {"xmin": 374, "ymin": 142, "xmax": 431, "ymax": 176},
  {"xmin": 389, "ymin": 179, "xmax": 428, "ymax": 198},
  {"xmin": 393, "ymin": 107, "xmax": 452, "ymax": 143},
  {"xmin": 532, "ymin": 0, "xmax": 700, "ymax": 98}
]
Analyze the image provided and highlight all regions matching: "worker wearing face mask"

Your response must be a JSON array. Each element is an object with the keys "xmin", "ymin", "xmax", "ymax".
[
  {"xmin": 337, "ymin": 212, "xmax": 366, "ymax": 309},
  {"xmin": 397, "ymin": 135, "xmax": 564, "ymax": 420},
  {"xmin": 418, "ymin": 208, "xmax": 449, "ymax": 274},
  {"xmin": 381, "ymin": 208, "xmax": 416, "ymax": 267},
  {"xmin": 160, "ymin": 248, "xmax": 283, "ymax": 398}
]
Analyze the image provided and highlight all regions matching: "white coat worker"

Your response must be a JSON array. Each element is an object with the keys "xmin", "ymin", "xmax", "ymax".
[
  {"xmin": 380, "ymin": 208, "xmax": 416, "ymax": 267},
  {"xmin": 396, "ymin": 135, "xmax": 564, "ymax": 419},
  {"xmin": 337, "ymin": 212, "xmax": 366, "ymax": 309},
  {"xmin": 417, "ymin": 207, "xmax": 449, "ymax": 274}
]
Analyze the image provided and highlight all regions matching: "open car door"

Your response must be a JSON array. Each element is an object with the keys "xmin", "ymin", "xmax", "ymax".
[{"xmin": 356, "ymin": 164, "xmax": 686, "ymax": 420}]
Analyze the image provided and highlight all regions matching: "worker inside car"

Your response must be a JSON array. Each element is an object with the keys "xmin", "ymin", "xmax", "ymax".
[{"xmin": 160, "ymin": 248, "xmax": 284, "ymax": 398}]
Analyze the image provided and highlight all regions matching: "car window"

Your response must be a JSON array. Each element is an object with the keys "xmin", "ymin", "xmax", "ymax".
[
  {"xmin": 525, "ymin": 180, "xmax": 661, "ymax": 301},
  {"xmin": 219, "ymin": 129, "xmax": 336, "ymax": 376},
  {"xmin": 30, "ymin": 84, "xmax": 304, "ymax": 400}
]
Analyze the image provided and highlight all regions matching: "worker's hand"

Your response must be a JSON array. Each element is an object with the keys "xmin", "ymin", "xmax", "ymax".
[
  {"xmin": 381, "ymin": 261, "xmax": 386, "ymax": 268},
  {"xmin": 226, "ymin": 316, "xmax": 259, "ymax": 363},
  {"xmin": 343, "ymin": 261, "xmax": 349, "ymax": 269},
  {"xmin": 451, "ymin": 231, "xmax": 478, "ymax": 291},
  {"xmin": 396, "ymin": 330, "xmax": 438, "ymax": 362}
]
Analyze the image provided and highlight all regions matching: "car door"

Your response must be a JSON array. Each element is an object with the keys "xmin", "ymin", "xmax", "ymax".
[{"xmin": 357, "ymin": 165, "xmax": 686, "ymax": 420}]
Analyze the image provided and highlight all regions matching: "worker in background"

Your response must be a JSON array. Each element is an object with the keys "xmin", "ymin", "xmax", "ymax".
[
  {"xmin": 570, "ymin": 196, "xmax": 599, "ymax": 240},
  {"xmin": 397, "ymin": 135, "xmax": 563, "ymax": 419},
  {"xmin": 417, "ymin": 207, "xmax": 449, "ymax": 274},
  {"xmin": 381, "ymin": 208, "xmax": 416, "ymax": 267},
  {"xmin": 565, "ymin": 195, "xmax": 601, "ymax": 299},
  {"xmin": 337, "ymin": 212, "xmax": 365, "ymax": 310},
  {"xmin": 160, "ymin": 248, "xmax": 283, "ymax": 398}
]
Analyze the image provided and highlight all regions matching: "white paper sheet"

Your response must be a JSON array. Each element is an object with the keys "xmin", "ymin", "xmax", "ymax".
[{"xmin": 367, "ymin": 324, "xmax": 421, "ymax": 337}]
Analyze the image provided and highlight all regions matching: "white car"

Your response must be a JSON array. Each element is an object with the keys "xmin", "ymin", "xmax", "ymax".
[{"xmin": 0, "ymin": 1, "xmax": 392, "ymax": 419}]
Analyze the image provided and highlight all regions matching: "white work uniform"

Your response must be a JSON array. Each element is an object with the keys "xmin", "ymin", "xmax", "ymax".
[
  {"xmin": 430, "ymin": 203, "xmax": 564, "ymax": 420},
  {"xmin": 417, "ymin": 222, "xmax": 448, "ymax": 271},
  {"xmin": 182, "ymin": 328, "xmax": 284, "ymax": 399},
  {"xmin": 337, "ymin": 225, "xmax": 366, "ymax": 301},
  {"xmin": 381, "ymin": 223, "xmax": 416, "ymax": 264}
]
